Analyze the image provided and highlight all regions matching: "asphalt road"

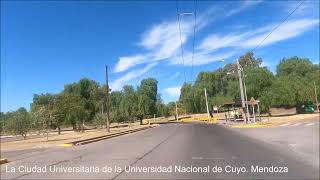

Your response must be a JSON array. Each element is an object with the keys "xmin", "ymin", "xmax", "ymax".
[{"xmin": 1, "ymin": 122, "xmax": 319, "ymax": 179}]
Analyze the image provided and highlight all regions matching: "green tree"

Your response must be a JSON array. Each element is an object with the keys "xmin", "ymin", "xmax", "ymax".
[
  {"xmin": 277, "ymin": 57, "xmax": 317, "ymax": 77},
  {"xmin": 245, "ymin": 67, "xmax": 274, "ymax": 99},
  {"xmin": 120, "ymin": 85, "xmax": 139, "ymax": 121},
  {"xmin": 180, "ymin": 83, "xmax": 195, "ymax": 113},
  {"xmin": 137, "ymin": 78, "xmax": 158, "ymax": 124},
  {"xmin": 31, "ymin": 93, "xmax": 57, "ymax": 138},
  {"xmin": 110, "ymin": 91, "xmax": 124, "ymax": 122},
  {"xmin": 238, "ymin": 51, "xmax": 262, "ymax": 69},
  {"xmin": 63, "ymin": 78, "xmax": 100, "ymax": 125},
  {"xmin": 156, "ymin": 94, "xmax": 168, "ymax": 117},
  {"xmin": 6, "ymin": 108, "xmax": 31, "ymax": 139}
]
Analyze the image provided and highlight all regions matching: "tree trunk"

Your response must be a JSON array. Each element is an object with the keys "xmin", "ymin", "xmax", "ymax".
[
  {"xmin": 72, "ymin": 123, "xmax": 76, "ymax": 131},
  {"xmin": 46, "ymin": 129, "xmax": 49, "ymax": 141},
  {"xmin": 58, "ymin": 126, "xmax": 61, "ymax": 135}
]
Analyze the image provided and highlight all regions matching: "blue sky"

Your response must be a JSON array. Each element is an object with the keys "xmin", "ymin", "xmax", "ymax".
[{"xmin": 1, "ymin": 0, "xmax": 319, "ymax": 112}]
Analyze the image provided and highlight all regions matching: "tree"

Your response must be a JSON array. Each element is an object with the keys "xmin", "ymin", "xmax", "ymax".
[
  {"xmin": 156, "ymin": 94, "xmax": 168, "ymax": 117},
  {"xmin": 6, "ymin": 108, "xmax": 31, "ymax": 139},
  {"xmin": 62, "ymin": 93, "xmax": 88, "ymax": 131},
  {"xmin": 120, "ymin": 85, "xmax": 139, "ymax": 121},
  {"xmin": 180, "ymin": 83, "xmax": 195, "ymax": 113},
  {"xmin": 109, "ymin": 91, "xmax": 124, "ymax": 122},
  {"xmin": 277, "ymin": 57, "xmax": 317, "ymax": 77},
  {"xmin": 245, "ymin": 67, "xmax": 274, "ymax": 99},
  {"xmin": 166, "ymin": 102, "xmax": 177, "ymax": 118},
  {"xmin": 238, "ymin": 51, "xmax": 262, "ymax": 69},
  {"xmin": 31, "ymin": 93, "xmax": 57, "ymax": 138},
  {"xmin": 0, "ymin": 112, "xmax": 15, "ymax": 134},
  {"xmin": 93, "ymin": 112, "xmax": 107, "ymax": 128},
  {"xmin": 137, "ymin": 78, "xmax": 158, "ymax": 124},
  {"xmin": 63, "ymin": 78, "xmax": 100, "ymax": 125}
]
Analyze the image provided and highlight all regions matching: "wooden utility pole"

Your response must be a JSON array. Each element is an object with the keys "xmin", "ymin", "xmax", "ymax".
[
  {"xmin": 237, "ymin": 61, "xmax": 247, "ymax": 123},
  {"xmin": 314, "ymin": 81, "xmax": 319, "ymax": 112},
  {"xmin": 204, "ymin": 88, "xmax": 210, "ymax": 119},
  {"xmin": 175, "ymin": 101, "xmax": 179, "ymax": 121},
  {"xmin": 106, "ymin": 65, "xmax": 110, "ymax": 132}
]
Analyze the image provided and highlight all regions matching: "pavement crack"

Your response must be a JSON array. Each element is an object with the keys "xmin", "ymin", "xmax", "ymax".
[{"xmin": 111, "ymin": 126, "xmax": 178, "ymax": 180}]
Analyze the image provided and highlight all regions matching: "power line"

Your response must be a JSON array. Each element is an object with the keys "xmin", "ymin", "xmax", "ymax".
[
  {"xmin": 252, "ymin": 0, "xmax": 305, "ymax": 53},
  {"xmin": 176, "ymin": 0, "xmax": 187, "ymax": 83},
  {"xmin": 191, "ymin": 0, "xmax": 197, "ymax": 81}
]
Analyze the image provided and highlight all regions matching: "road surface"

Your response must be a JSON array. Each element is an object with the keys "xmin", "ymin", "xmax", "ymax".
[{"xmin": 1, "ymin": 122, "xmax": 319, "ymax": 179}]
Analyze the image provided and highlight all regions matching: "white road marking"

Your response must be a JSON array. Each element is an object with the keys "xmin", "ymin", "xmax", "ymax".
[
  {"xmin": 207, "ymin": 157, "xmax": 225, "ymax": 160},
  {"xmin": 305, "ymin": 122, "xmax": 316, "ymax": 126},
  {"xmin": 291, "ymin": 123, "xmax": 302, "ymax": 127},
  {"xmin": 279, "ymin": 123, "xmax": 290, "ymax": 127},
  {"xmin": 192, "ymin": 156, "xmax": 203, "ymax": 160}
]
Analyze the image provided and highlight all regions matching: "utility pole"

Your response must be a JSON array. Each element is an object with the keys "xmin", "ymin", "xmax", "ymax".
[
  {"xmin": 314, "ymin": 81, "xmax": 319, "ymax": 112},
  {"xmin": 252, "ymin": 104, "xmax": 256, "ymax": 123},
  {"xmin": 175, "ymin": 101, "xmax": 179, "ymax": 121},
  {"xmin": 237, "ymin": 61, "xmax": 247, "ymax": 123},
  {"xmin": 204, "ymin": 88, "xmax": 210, "ymax": 119},
  {"xmin": 105, "ymin": 65, "xmax": 110, "ymax": 133},
  {"xmin": 242, "ymin": 74, "xmax": 250, "ymax": 122}
]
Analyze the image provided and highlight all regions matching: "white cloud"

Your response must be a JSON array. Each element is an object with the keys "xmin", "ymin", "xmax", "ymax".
[
  {"xmin": 226, "ymin": 0, "xmax": 263, "ymax": 17},
  {"xmin": 113, "ymin": 1, "xmax": 263, "ymax": 73},
  {"xmin": 164, "ymin": 86, "xmax": 181, "ymax": 98},
  {"xmin": 110, "ymin": 62, "xmax": 157, "ymax": 91},
  {"xmin": 170, "ymin": 50, "xmax": 236, "ymax": 66},
  {"xmin": 114, "ymin": 54, "xmax": 149, "ymax": 73},
  {"xmin": 197, "ymin": 18, "xmax": 319, "ymax": 52},
  {"xmin": 198, "ymin": 32, "xmax": 250, "ymax": 52},
  {"xmin": 242, "ymin": 19, "xmax": 319, "ymax": 47},
  {"xmin": 283, "ymin": 0, "xmax": 319, "ymax": 17}
]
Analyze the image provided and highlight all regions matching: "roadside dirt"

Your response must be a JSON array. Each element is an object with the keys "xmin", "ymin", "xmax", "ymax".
[{"xmin": 1, "ymin": 124, "xmax": 150, "ymax": 151}]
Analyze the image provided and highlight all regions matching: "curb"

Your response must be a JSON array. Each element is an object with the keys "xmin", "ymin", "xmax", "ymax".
[
  {"xmin": 0, "ymin": 158, "xmax": 8, "ymax": 165},
  {"xmin": 60, "ymin": 126, "xmax": 152, "ymax": 147},
  {"xmin": 231, "ymin": 123, "xmax": 274, "ymax": 128}
]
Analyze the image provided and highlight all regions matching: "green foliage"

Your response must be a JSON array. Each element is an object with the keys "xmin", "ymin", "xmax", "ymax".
[
  {"xmin": 245, "ymin": 67, "xmax": 274, "ymax": 99},
  {"xmin": 5, "ymin": 108, "xmax": 31, "ymax": 139},
  {"xmin": 93, "ymin": 113, "xmax": 107, "ymax": 128},
  {"xmin": 2, "ymin": 53, "xmax": 319, "ymax": 134},
  {"xmin": 179, "ymin": 52, "xmax": 319, "ymax": 114},
  {"xmin": 138, "ymin": 78, "xmax": 158, "ymax": 118},
  {"xmin": 121, "ymin": 85, "xmax": 139, "ymax": 120},
  {"xmin": 277, "ymin": 57, "xmax": 317, "ymax": 77},
  {"xmin": 238, "ymin": 52, "xmax": 262, "ymax": 69}
]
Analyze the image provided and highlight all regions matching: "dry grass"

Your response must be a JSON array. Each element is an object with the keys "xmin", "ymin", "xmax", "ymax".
[{"xmin": 261, "ymin": 113, "xmax": 319, "ymax": 124}]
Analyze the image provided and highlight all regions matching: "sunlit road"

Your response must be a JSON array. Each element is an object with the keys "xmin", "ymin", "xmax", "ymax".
[{"xmin": 1, "ymin": 122, "xmax": 319, "ymax": 179}]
